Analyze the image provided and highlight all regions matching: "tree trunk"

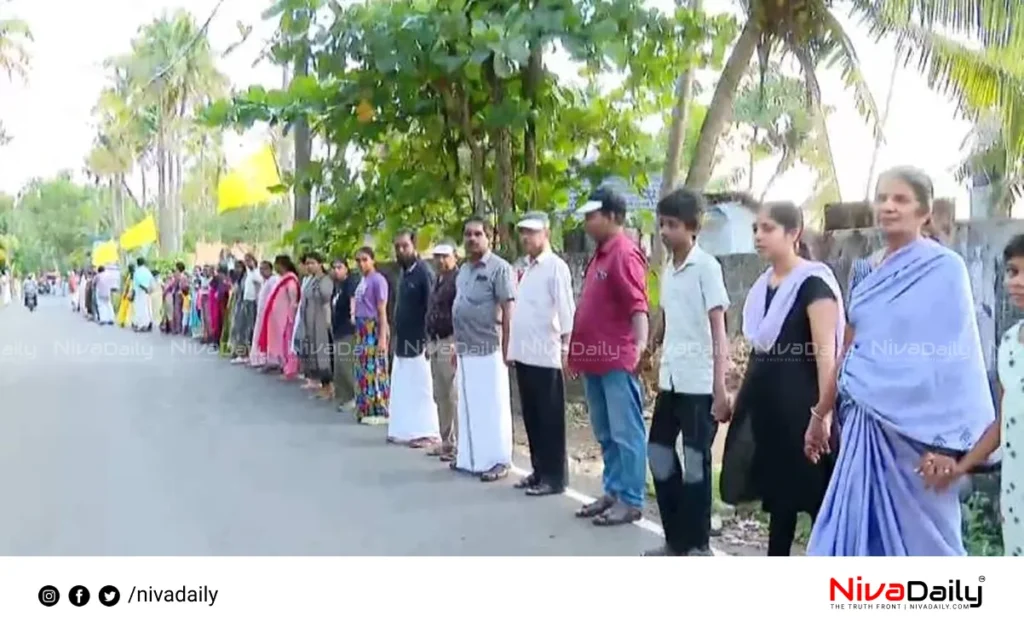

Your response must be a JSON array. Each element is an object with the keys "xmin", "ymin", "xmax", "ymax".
[
  {"xmin": 156, "ymin": 118, "xmax": 171, "ymax": 254},
  {"xmin": 864, "ymin": 57, "xmax": 899, "ymax": 200},
  {"xmin": 815, "ymin": 101, "xmax": 841, "ymax": 203},
  {"xmin": 653, "ymin": 0, "xmax": 702, "ymax": 268},
  {"xmin": 458, "ymin": 86, "xmax": 486, "ymax": 217},
  {"xmin": 293, "ymin": 51, "xmax": 312, "ymax": 224},
  {"xmin": 684, "ymin": 18, "xmax": 761, "ymax": 190},
  {"xmin": 522, "ymin": 34, "xmax": 543, "ymax": 208},
  {"xmin": 488, "ymin": 62, "xmax": 515, "ymax": 254},
  {"xmin": 140, "ymin": 166, "xmax": 147, "ymax": 209}
]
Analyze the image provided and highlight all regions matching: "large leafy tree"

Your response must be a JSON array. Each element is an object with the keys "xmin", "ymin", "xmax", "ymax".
[
  {"xmin": 206, "ymin": 0, "xmax": 735, "ymax": 256},
  {"xmin": 10, "ymin": 174, "xmax": 111, "ymax": 272}
]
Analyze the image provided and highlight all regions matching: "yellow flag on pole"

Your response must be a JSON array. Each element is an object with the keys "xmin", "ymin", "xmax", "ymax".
[
  {"xmin": 119, "ymin": 215, "xmax": 158, "ymax": 251},
  {"xmin": 91, "ymin": 240, "xmax": 119, "ymax": 267},
  {"xmin": 217, "ymin": 145, "xmax": 283, "ymax": 213}
]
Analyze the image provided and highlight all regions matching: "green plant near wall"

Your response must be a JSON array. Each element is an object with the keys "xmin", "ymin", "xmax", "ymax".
[{"xmin": 962, "ymin": 487, "xmax": 1004, "ymax": 556}]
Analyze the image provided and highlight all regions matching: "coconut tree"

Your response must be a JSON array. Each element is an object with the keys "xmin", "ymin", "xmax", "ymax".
[
  {"xmin": 0, "ymin": 4, "xmax": 31, "ymax": 146},
  {"xmin": 683, "ymin": 0, "xmax": 1024, "ymax": 193},
  {"xmin": 126, "ymin": 10, "xmax": 227, "ymax": 253}
]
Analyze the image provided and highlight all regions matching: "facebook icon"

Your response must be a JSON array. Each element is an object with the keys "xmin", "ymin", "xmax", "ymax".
[{"xmin": 69, "ymin": 585, "xmax": 90, "ymax": 607}]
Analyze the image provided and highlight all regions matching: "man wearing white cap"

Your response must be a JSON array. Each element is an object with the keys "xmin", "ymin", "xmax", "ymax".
[
  {"xmin": 508, "ymin": 211, "xmax": 576, "ymax": 496},
  {"xmin": 451, "ymin": 216, "xmax": 517, "ymax": 482},
  {"xmin": 426, "ymin": 240, "xmax": 460, "ymax": 461},
  {"xmin": 387, "ymin": 229, "xmax": 441, "ymax": 447}
]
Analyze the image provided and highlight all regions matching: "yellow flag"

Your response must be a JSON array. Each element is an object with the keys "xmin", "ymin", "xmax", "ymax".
[
  {"xmin": 92, "ymin": 241, "xmax": 119, "ymax": 267},
  {"xmin": 217, "ymin": 145, "xmax": 283, "ymax": 213},
  {"xmin": 119, "ymin": 215, "xmax": 158, "ymax": 251}
]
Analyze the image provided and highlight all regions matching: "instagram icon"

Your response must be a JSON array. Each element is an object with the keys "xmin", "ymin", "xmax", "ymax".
[{"xmin": 38, "ymin": 585, "xmax": 60, "ymax": 607}]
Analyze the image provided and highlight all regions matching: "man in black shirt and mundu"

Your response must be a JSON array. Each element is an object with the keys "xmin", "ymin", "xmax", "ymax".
[{"xmin": 387, "ymin": 229, "xmax": 441, "ymax": 447}]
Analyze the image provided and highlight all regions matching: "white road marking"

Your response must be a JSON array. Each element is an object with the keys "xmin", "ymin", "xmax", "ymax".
[{"xmin": 508, "ymin": 464, "xmax": 727, "ymax": 556}]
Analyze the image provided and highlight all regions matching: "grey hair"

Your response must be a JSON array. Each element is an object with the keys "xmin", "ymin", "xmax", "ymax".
[{"xmin": 877, "ymin": 166, "xmax": 934, "ymax": 213}]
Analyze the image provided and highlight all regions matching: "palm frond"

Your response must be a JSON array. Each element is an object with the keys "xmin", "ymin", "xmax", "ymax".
[
  {"xmin": 854, "ymin": 0, "xmax": 1024, "ymax": 50},
  {"xmin": 815, "ymin": 11, "xmax": 883, "ymax": 140}
]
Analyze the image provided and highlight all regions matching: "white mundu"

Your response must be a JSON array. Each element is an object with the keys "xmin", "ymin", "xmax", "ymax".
[
  {"xmin": 388, "ymin": 353, "xmax": 440, "ymax": 442},
  {"xmin": 454, "ymin": 350, "xmax": 513, "ymax": 473}
]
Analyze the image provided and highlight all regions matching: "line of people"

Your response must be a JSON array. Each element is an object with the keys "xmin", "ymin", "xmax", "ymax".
[
  {"xmin": 73, "ymin": 259, "xmax": 158, "ymax": 331},
  {"xmin": 72, "ymin": 164, "xmax": 1021, "ymax": 556}
]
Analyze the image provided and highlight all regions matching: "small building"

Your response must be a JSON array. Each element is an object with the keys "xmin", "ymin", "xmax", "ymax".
[{"xmin": 698, "ymin": 195, "xmax": 757, "ymax": 256}]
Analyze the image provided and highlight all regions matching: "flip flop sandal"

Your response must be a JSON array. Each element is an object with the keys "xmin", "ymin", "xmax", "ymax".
[
  {"xmin": 439, "ymin": 451, "xmax": 456, "ymax": 462},
  {"xmin": 592, "ymin": 504, "xmax": 642, "ymax": 527},
  {"xmin": 575, "ymin": 495, "xmax": 614, "ymax": 519},
  {"xmin": 480, "ymin": 465, "xmax": 510, "ymax": 482}
]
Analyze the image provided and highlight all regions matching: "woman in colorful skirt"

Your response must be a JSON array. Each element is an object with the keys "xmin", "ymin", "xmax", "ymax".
[{"xmin": 352, "ymin": 246, "xmax": 391, "ymax": 425}]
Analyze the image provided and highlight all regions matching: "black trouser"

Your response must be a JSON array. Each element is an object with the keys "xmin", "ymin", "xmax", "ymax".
[
  {"xmin": 767, "ymin": 510, "xmax": 815, "ymax": 556},
  {"xmin": 649, "ymin": 391, "xmax": 716, "ymax": 554},
  {"xmin": 515, "ymin": 363, "xmax": 567, "ymax": 489}
]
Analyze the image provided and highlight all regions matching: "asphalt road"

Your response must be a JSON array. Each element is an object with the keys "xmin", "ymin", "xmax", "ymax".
[{"xmin": 0, "ymin": 296, "xmax": 661, "ymax": 555}]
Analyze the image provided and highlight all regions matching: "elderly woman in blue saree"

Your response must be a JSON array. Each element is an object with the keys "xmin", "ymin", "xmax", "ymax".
[{"xmin": 807, "ymin": 166, "xmax": 994, "ymax": 556}]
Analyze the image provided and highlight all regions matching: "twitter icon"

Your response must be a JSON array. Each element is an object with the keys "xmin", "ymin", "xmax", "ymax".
[{"xmin": 98, "ymin": 585, "xmax": 120, "ymax": 607}]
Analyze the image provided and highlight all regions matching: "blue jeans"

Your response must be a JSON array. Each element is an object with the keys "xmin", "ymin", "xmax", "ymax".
[{"xmin": 582, "ymin": 370, "xmax": 647, "ymax": 508}]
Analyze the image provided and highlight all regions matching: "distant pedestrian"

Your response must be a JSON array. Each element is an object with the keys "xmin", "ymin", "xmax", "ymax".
[
  {"xmin": 131, "ymin": 257, "xmax": 155, "ymax": 332},
  {"xmin": 451, "ymin": 216, "xmax": 516, "ymax": 482},
  {"xmin": 387, "ymin": 230, "xmax": 440, "ymax": 447},
  {"xmin": 568, "ymin": 187, "xmax": 649, "ymax": 526},
  {"xmin": 508, "ymin": 211, "xmax": 575, "ymax": 496},
  {"xmin": 94, "ymin": 266, "xmax": 117, "ymax": 325},
  {"xmin": 230, "ymin": 254, "xmax": 262, "ymax": 362},
  {"xmin": 425, "ymin": 241, "xmax": 460, "ymax": 461}
]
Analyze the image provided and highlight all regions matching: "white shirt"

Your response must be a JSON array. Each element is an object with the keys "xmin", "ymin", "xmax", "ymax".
[
  {"xmin": 243, "ymin": 268, "xmax": 262, "ymax": 301},
  {"xmin": 507, "ymin": 249, "xmax": 576, "ymax": 368},
  {"xmin": 658, "ymin": 244, "xmax": 730, "ymax": 394}
]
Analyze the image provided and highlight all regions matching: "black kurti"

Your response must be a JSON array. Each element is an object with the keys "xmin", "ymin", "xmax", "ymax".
[{"xmin": 723, "ymin": 276, "xmax": 835, "ymax": 515}]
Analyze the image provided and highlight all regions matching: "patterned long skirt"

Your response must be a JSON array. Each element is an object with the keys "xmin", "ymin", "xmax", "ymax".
[{"xmin": 354, "ymin": 317, "xmax": 390, "ymax": 419}]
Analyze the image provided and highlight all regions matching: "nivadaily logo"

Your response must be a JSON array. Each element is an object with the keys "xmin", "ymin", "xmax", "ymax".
[{"xmin": 829, "ymin": 576, "xmax": 984, "ymax": 610}]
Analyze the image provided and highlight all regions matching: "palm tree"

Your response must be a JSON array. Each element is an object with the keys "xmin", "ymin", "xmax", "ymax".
[
  {"xmin": 0, "ymin": 5, "xmax": 30, "ymax": 80},
  {"xmin": 956, "ymin": 113, "xmax": 1022, "ymax": 217},
  {"xmin": 0, "ymin": 4, "xmax": 31, "ymax": 146},
  {"xmin": 125, "ymin": 10, "xmax": 226, "ymax": 253},
  {"xmin": 683, "ymin": 0, "xmax": 1024, "ymax": 197}
]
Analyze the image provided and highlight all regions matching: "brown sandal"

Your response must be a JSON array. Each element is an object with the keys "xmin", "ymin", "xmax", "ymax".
[
  {"xmin": 592, "ymin": 502, "xmax": 642, "ymax": 527},
  {"xmin": 575, "ymin": 495, "xmax": 615, "ymax": 519}
]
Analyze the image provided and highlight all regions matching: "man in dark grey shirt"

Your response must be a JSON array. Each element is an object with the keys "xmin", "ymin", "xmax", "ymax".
[{"xmin": 451, "ymin": 216, "xmax": 516, "ymax": 482}]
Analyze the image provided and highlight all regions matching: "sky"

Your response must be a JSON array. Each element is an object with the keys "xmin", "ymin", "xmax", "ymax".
[{"xmin": 0, "ymin": 0, "xmax": 992, "ymax": 216}]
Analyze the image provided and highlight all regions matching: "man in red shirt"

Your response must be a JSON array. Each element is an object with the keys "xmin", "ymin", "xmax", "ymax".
[{"xmin": 568, "ymin": 187, "xmax": 650, "ymax": 526}]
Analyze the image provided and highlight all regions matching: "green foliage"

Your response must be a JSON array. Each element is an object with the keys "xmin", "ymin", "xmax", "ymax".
[
  {"xmin": 962, "ymin": 482, "xmax": 1004, "ymax": 556},
  {"xmin": 7, "ymin": 174, "xmax": 126, "ymax": 272},
  {"xmin": 203, "ymin": 0, "xmax": 736, "ymax": 255}
]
